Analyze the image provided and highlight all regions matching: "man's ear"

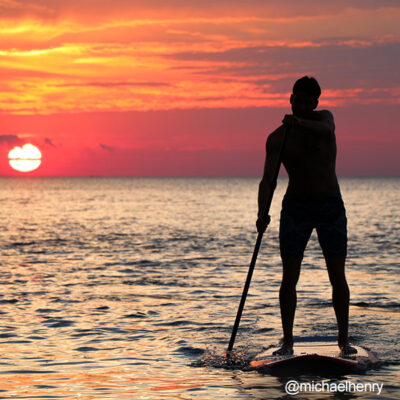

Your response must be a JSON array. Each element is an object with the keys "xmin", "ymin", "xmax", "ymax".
[
  {"xmin": 313, "ymin": 99, "xmax": 319, "ymax": 110},
  {"xmin": 290, "ymin": 94, "xmax": 294, "ymax": 104}
]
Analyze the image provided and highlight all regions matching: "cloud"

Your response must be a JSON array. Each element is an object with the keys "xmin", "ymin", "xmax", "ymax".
[
  {"xmin": 100, "ymin": 143, "xmax": 114, "ymax": 152},
  {"xmin": 1, "ymin": 0, "xmax": 399, "ymax": 21},
  {"xmin": 0, "ymin": 134, "xmax": 23, "ymax": 146},
  {"xmin": 165, "ymin": 39, "xmax": 400, "ymax": 93},
  {"xmin": 0, "ymin": 0, "xmax": 52, "ymax": 17},
  {"xmin": 44, "ymin": 137, "xmax": 56, "ymax": 147},
  {"xmin": 0, "ymin": 1, "xmax": 399, "ymax": 114},
  {"xmin": 54, "ymin": 81, "xmax": 170, "ymax": 88}
]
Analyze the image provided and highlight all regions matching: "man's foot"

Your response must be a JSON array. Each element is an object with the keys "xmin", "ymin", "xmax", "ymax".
[
  {"xmin": 273, "ymin": 342, "xmax": 294, "ymax": 356},
  {"xmin": 339, "ymin": 342, "xmax": 357, "ymax": 356}
]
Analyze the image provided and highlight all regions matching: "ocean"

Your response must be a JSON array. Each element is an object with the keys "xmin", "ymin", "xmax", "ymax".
[{"xmin": 0, "ymin": 177, "xmax": 399, "ymax": 399}]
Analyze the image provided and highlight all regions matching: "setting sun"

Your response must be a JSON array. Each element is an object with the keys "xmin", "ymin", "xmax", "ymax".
[{"xmin": 8, "ymin": 144, "xmax": 42, "ymax": 173}]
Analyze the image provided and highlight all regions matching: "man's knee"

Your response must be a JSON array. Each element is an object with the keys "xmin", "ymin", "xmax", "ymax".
[
  {"xmin": 325, "ymin": 257, "xmax": 346, "ymax": 282},
  {"xmin": 329, "ymin": 276, "xmax": 349, "ymax": 292},
  {"xmin": 281, "ymin": 257, "xmax": 302, "ymax": 288},
  {"xmin": 327, "ymin": 266, "xmax": 349, "ymax": 290},
  {"xmin": 281, "ymin": 278, "xmax": 298, "ymax": 292}
]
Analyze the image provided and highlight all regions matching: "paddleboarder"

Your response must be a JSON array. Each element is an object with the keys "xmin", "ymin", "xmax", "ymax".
[{"xmin": 257, "ymin": 76, "xmax": 357, "ymax": 356}]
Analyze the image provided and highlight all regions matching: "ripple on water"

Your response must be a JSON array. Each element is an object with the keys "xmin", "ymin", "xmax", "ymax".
[{"xmin": 0, "ymin": 177, "xmax": 398, "ymax": 399}]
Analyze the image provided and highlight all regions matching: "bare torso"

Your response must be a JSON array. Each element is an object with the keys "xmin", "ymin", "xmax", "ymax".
[{"xmin": 271, "ymin": 121, "xmax": 340, "ymax": 201}]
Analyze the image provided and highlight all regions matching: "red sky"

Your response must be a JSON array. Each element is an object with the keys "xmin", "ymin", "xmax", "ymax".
[{"xmin": 0, "ymin": 0, "xmax": 399, "ymax": 176}]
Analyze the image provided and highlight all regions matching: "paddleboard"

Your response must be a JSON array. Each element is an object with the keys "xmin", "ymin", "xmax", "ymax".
[{"xmin": 250, "ymin": 340, "xmax": 377, "ymax": 374}]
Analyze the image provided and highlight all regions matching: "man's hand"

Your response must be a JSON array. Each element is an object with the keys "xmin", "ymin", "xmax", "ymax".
[
  {"xmin": 282, "ymin": 114, "xmax": 301, "ymax": 128},
  {"xmin": 256, "ymin": 214, "xmax": 271, "ymax": 234}
]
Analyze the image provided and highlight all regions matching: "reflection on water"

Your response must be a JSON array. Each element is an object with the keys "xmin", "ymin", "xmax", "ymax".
[{"xmin": 0, "ymin": 177, "xmax": 399, "ymax": 399}]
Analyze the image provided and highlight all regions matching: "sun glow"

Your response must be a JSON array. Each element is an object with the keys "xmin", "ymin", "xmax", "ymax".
[{"xmin": 8, "ymin": 144, "xmax": 42, "ymax": 172}]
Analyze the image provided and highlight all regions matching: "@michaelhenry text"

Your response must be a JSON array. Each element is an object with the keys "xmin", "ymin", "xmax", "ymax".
[{"xmin": 285, "ymin": 380, "xmax": 383, "ymax": 396}]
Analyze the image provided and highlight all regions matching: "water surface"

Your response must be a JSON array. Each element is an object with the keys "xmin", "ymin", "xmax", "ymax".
[{"xmin": 0, "ymin": 177, "xmax": 399, "ymax": 399}]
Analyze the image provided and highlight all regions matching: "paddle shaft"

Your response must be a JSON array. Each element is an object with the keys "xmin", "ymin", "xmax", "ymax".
[{"xmin": 227, "ymin": 126, "xmax": 289, "ymax": 353}]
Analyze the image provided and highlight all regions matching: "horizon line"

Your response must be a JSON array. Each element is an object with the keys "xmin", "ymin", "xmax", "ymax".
[{"xmin": 0, "ymin": 175, "xmax": 399, "ymax": 179}]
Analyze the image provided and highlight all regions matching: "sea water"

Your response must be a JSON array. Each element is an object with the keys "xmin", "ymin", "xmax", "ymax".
[{"xmin": 0, "ymin": 177, "xmax": 399, "ymax": 399}]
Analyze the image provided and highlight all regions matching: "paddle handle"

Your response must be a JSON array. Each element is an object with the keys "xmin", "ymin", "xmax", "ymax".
[
  {"xmin": 227, "ymin": 126, "xmax": 289, "ymax": 353},
  {"xmin": 227, "ymin": 232, "xmax": 263, "ymax": 352}
]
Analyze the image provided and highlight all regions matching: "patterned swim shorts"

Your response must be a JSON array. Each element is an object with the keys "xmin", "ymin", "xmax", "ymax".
[{"xmin": 279, "ymin": 194, "xmax": 347, "ymax": 259}]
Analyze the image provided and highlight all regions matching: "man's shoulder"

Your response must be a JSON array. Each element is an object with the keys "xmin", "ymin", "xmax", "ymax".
[
  {"xmin": 265, "ymin": 125, "xmax": 285, "ymax": 152},
  {"xmin": 315, "ymin": 109, "xmax": 334, "ymax": 121},
  {"xmin": 267, "ymin": 125, "xmax": 285, "ymax": 141}
]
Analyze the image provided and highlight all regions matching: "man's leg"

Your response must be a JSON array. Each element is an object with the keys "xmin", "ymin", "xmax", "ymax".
[
  {"xmin": 278, "ymin": 195, "xmax": 312, "ymax": 355},
  {"xmin": 274, "ymin": 257, "xmax": 302, "ymax": 355},
  {"xmin": 325, "ymin": 257, "xmax": 356, "ymax": 354},
  {"xmin": 316, "ymin": 195, "xmax": 356, "ymax": 354}
]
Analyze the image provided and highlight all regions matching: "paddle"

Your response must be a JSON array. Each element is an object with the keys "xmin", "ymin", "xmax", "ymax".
[{"xmin": 227, "ymin": 125, "xmax": 290, "ymax": 354}]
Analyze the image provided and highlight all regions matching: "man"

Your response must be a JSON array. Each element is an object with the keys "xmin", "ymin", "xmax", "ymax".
[{"xmin": 257, "ymin": 76, "xmax": 356, "ymax": 356}]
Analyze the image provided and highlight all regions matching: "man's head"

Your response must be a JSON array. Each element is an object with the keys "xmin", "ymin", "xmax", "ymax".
[{"xmin": 290, "ymin": 76, "xmax": 321, "ymax": 118}]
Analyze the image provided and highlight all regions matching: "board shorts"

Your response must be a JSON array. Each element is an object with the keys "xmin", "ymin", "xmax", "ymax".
[{"xmin": 279, "ymin": 193, "xmax": 347, "ymax": 259}]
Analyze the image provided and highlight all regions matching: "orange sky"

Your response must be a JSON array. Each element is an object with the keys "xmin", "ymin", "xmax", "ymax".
[{"xmin": 0, "ymin": 0, "xmax": 399, "ymax": 176}]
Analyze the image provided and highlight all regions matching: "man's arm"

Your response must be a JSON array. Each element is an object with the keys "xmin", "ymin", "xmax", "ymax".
[
  {"xmin": 257, "ymin": 129, "xmax": 281, "ymax": 233},
  {"xmin": 283, "ymin": 110, "xmax": 335, "ymax": 136}
]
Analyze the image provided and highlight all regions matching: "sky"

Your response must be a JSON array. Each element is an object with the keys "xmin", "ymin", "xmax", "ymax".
[{"xmin": 0, "ymin": 0, "xmax": 399, "ymax": 176}]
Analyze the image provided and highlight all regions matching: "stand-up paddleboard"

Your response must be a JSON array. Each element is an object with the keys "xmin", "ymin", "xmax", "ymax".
[{"xmin": 251, "ymin": 340, "xmax": 377, "ymax": 375}]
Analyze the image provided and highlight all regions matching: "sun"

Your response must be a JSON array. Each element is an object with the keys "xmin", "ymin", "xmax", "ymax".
[{"xmin": 9, "ymin": 144, "xmax": 42, "ymax": 173}]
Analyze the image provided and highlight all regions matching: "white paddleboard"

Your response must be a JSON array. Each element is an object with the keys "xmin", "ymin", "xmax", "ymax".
[{"xmin": 251, "ymin": 340, "xmax": 377, "ymax": 374}]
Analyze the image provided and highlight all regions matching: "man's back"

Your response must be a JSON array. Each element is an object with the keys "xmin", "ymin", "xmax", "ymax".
[{"xmin": 269, "ymin": 110, "xmax": 340, "ymax": 201}]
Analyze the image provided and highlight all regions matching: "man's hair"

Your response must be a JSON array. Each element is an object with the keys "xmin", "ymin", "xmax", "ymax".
[{"xmin": 292, "ymin": 76, "xmax": 321, "ymax": 99}]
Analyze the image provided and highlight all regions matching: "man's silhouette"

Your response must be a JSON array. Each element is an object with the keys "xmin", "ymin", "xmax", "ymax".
[{"xmin": 257, "ymin": 76, "xmax": 356, "ymax": 356}]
